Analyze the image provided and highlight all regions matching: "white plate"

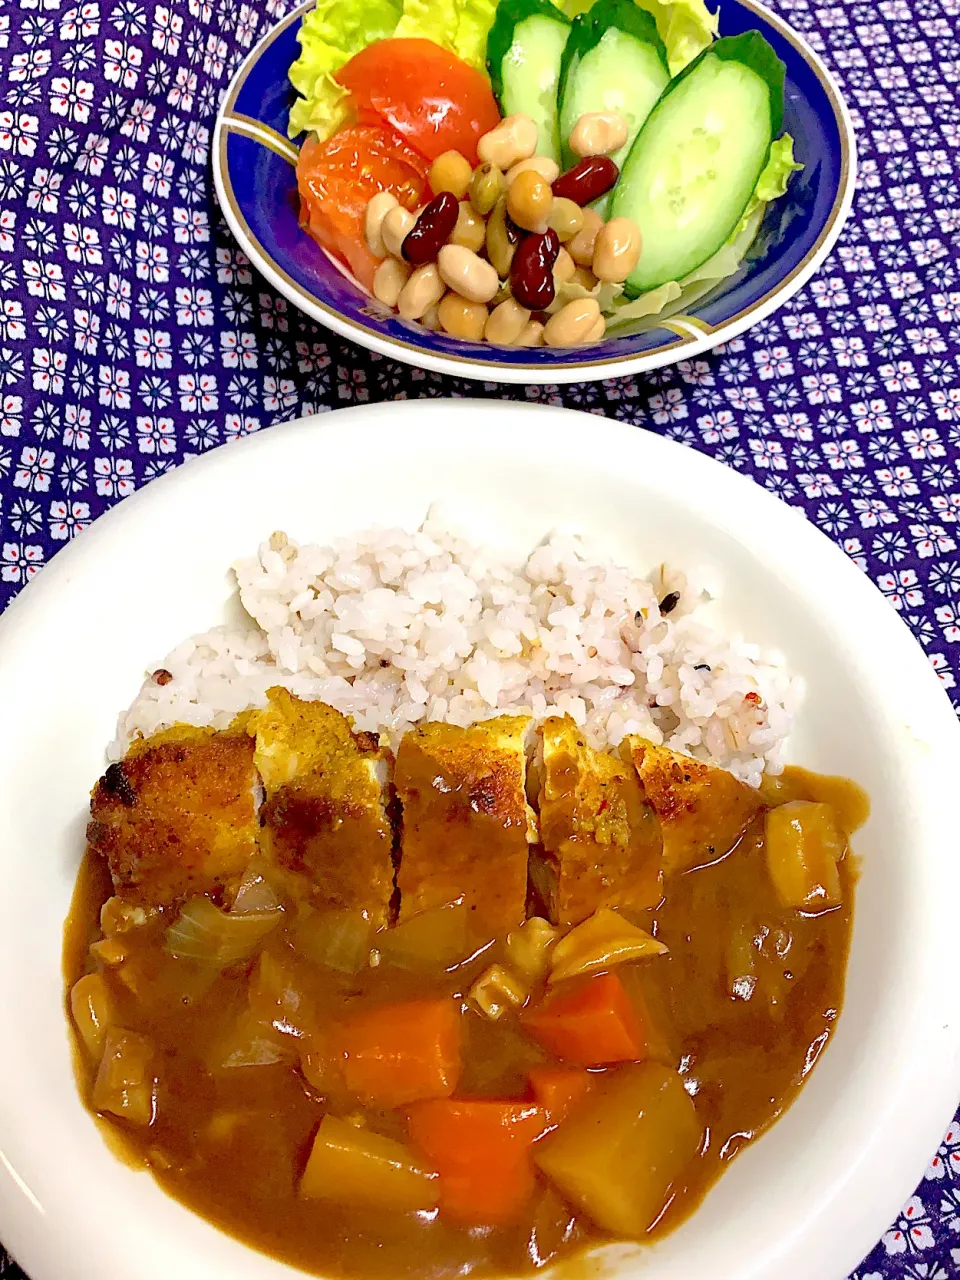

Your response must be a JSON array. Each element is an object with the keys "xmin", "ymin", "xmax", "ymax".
[{"xmin": 0, "ymin": 400, "xmax": 957, "ymax": 1280}]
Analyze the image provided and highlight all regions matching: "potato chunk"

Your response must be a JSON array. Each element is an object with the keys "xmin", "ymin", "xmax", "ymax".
[
  {"xmin": 534, "ymin": 1062, "xmax": 702, "ymax": 1237},
  {"xmin": 764, "ymin": 800, "xmax": 845, "ymax": 911},
  {"xmin": 92, "ymin": 1029, "xmax": 156, "ymax": 1126},
  {"xmin": 622, "ymin": 737, "xmax": 761, "ymax": 876},
  {"xmin": 300, "ymin": 1115, "xmax": 439, "ymax": 1211}
]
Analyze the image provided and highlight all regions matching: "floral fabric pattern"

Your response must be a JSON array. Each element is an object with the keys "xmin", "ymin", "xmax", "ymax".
[{"xmin": 0, "ymin": 0, "xmax": 958, "ymax": 1273}]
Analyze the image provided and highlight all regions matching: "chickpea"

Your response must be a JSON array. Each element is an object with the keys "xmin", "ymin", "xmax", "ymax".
[
  {"xmin": 516, "ymin": 319, "xmax": 545, "ymax": 347},
  {"xmin": 397, "ymin": 263, "xmax": 444, "ymax": 320},
  {"xmin": 592, "ymin": 216, "xmax": 643, "ymax": 282},
  {"xmin": 438, "ymin": 292, "xmax": 488, "ymax": 341},
  {"xmin": 584, "ymin": 314, "xmax": 607, "ymax": 343},
  {"xmin": 450, "ymin": 201, "xmax": 486, "ymax": 253},
  {"xmin": 438, "ymin": 243, "xmax": 499, "ymax": 304},
  {"xmin": 381, "ymin": 205, "xmax": 416, "ymax": 259},
  {"xmin": 428, "ymin": 150, "xmax": 473, "ymax": 199},
  {"xmin": 364, "ymin": 191, "xmax": 399, "ymax": 258},
  {"xmin": 505, "ymin": 156, "xmax": 560, "ymax": 187},
  {"xmin": 543, "ymin": 297, "xmax": 602, "ymax": 348},
  {"xmin": 567, "ymin": 207, "xmax": 604, "ymax": 266},
  {"xmin": 547, "ymin": 197, "xmax": 585, "ymax": 243},
  {"xmin": 553, "ymin": 246, "xmax": 576, "ymax": 285},
  {"xmin": 486, "ymin": 194, "xmax": 518, "ymax": 278},
  {"xmin": 477, "ymin": 113, "xmax": 538, "ymax": 171},
  {"xmin": 469, "ymin": 161, "xmax": 505, "ymax": 216},
  {"xmin": 484, "ymin": 297, "xmax": 530, "ymax": 346},
  {"xmin": 570, "ymin": 265, "xmax": 599, "ymax": 291},
  {"xmin": 372, "ymin": 256, "xmax": 411, "ymax": 307},
  {"xmin": 420, "ymin": 301, "xmax": 443, "ymax": 332},
  {"xmin": 507, "ymin": 169, "xmax": 553, "ymax": 232},
  {"xmin": 569, "ymin": 110, "xmax": 629, "ymax": 159}
]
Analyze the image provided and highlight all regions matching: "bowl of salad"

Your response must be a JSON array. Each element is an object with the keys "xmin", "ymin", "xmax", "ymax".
[{"xmin": 213, "ymin": 0, "xmax": 855, "ymax": 384}]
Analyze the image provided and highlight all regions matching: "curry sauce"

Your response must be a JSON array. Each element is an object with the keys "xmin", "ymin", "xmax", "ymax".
[{"xmin": 64, "ymin": 699, "xmax": 864, "ymax": 1280}]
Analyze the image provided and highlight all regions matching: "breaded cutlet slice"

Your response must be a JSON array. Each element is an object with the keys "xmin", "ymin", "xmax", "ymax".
[
  {"xmin": 532, "ymin": 715, "xmax": 662, "ymax": 927},
  {"xmin": 87, "ymin": 726, "xmax": 259, "ymax": 908},
  {"xmin": 394, "ymin": 716, "xmax": 537, "ymax": 935},
  {"xmin": 621, "ymin": 737, "xmax": 762, "ymax": 876},
  {"xmin": 253, "ymin": 688, "xmax": 394, "ymax": 926}
]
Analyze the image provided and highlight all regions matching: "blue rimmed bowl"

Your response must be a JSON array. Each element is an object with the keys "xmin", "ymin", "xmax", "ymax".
[{"xmin": 213, "ymin": 0, "xmax": 856, "ymax": 384}]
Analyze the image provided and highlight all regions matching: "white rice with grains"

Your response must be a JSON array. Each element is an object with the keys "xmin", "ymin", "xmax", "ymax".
[{"xmin": 111, "ymin": 511, "xmax": 802, "ymax": 786}]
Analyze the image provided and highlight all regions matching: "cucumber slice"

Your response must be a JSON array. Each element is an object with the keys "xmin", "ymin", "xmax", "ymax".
[
  {"xmin": 612, "ymin": 32, "xmax": 786, "ymax": 296},
  {"xmin": 487, "ymin": 0, "xmax": 572, "ymax": 164},
  {"xmin": 558, "ymin": 0, "xmax": 670, "ymax": 174}
]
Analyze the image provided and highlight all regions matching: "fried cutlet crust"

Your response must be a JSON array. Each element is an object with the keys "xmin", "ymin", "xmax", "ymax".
[
  {"xmin": 394, "ymin": 716, "xmax": 536, "ymax": 933},
  {"xmin": 87, "ymin": 727, "xmax": 259, "ymax": 907}
]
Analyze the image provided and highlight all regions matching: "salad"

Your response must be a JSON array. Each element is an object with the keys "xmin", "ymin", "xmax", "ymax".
[{"xmin": 289, "ymin": 0, "xmax": 802, "ymax": 349}]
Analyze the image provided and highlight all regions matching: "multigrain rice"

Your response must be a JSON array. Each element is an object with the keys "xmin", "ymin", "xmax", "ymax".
[{"xmin": 112, "ymin": 511, "xmax": 801, "ymax": 785}]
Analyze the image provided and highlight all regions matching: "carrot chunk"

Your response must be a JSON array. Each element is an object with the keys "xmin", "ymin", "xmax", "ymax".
[
  {"xmin": 521, "ymin": 971, "xmax": 648, "ymax": 1066},
  {"xmin": 407, "ymin": 1099, "xmax": 547, "ymax": 1225},
  {"xmin": 340, "ymin": 997, "xmax": 461, "ymax": 1108},
  {"xmin": 528, "ymin": 1066, "xmax": 594, "ymax": 1125}
]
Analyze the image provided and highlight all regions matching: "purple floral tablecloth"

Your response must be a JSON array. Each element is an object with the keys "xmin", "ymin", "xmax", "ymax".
[{"xmin": 0, "ymin": 0, "xmax": 958, "ymax": 1273}]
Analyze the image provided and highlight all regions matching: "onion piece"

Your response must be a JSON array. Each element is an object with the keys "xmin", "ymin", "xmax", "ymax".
[
  {"xmin": 231, "ymin": 859, "xmax": 283, "ymax": 916},
  {"xmin": 548, "ymin": 908, "xmax": 667, "ymax": 985},
  {"xmin": 378, "ymin": 901, "xmax": 484, "ymax": 973},
  {"xmin": 164, "ymin": 896, "xmax": 281, "ymax": 968},
  {"xmin": 293, "ymin": 907, "xmax": 374, "ymax": 975}
]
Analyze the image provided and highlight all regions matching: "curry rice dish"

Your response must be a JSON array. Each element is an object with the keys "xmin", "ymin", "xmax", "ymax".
[{"xmin": 66, "ymin": 686, "xmax": 865, "ymax": 1278}]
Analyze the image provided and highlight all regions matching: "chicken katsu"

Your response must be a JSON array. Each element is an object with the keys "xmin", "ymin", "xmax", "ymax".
[
  {"xmin": 254, "ymin": 688, "xmax": 395, "ymax": 927},
  {"xmin": 533, "ymin": 716, "xmax": 662, "ymax": 927},
  {"xmin": 66, "ymin": 691, "xmax": 864, "ymax": 1280},
  {"xmin": 394, "ymin": 716, "xmax": 537, "ymax": 934}
]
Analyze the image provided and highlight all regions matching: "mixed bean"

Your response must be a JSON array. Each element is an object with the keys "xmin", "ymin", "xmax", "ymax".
[{"xmin": 363, "ymin": 111, "xmax": 644, "ymax": 350}]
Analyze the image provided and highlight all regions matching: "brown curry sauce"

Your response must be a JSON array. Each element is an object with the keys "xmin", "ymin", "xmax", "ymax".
[{"xmin": 64, "ymin": 762, "xmax": 865, "ymax": 1279}]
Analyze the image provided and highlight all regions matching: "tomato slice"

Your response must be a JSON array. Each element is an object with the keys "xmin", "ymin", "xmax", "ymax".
[
  {"xmin": 297, "ymin": 126, "xmax": 428, "ymax": 293},
  {"xmin": 336, "ymin": 38, "xmax": 500, "ymax": 166}
]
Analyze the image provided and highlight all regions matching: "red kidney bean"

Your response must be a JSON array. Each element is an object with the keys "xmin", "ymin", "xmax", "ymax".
[
  {"xmin": 552, "ymin": 156, "xmax": 619, "ymax": 206},
  {"xmin": 510, "ymin": 229, "xmax": 560, "ymax": 310},
  {"xmin": 402, "ymin": 192, "xmax": 459, "ymax": 265}
]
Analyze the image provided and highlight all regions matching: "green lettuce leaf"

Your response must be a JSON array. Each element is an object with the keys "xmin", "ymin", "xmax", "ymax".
[
  {"xmin": 606, "ymin": 133, "xmax": 802, "ymax": 329},
  {"xmin": 288, "ymin": 0, "xmax": 403, "ymax": 138},
  {"xmin": 554, "ymin": 0, "xmax": 717, "ymax": 72},
  {"xmin": 393, "ymin": 0, "xmax": 498, "ymax": 68}
]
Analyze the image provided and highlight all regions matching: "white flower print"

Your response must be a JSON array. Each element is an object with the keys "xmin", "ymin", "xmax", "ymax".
[
  {"xmin": 101, "ymin": 186, "xmax": 135, "ymax": 228},
  {"xmin": 174, "ymin": 286, "xmax": 213, "ymax": 326},
  {"xmin": 49, "ymin": 77, "xmax": 94, "ymax": 122},
  {"xmin": 48, "ymin": 499, "xmax": 90, "ymax": 541},
  {"xmin": 0, "ymin": 113, "xmax": 39, "ymax": 157},
  {"xmin": 152, "ymin": 5, "xmax": 183, "ymax": 54},
  {"xmin": 97, "ymin": 365, "xmax": 130, "ymax": 409},
  {"xmin": 13, "ymin": 446, "xmax": 54, "ymax": 492},
  {"xmin": 62, "ymin": 222, "xmax": 102, "ymax": 265},
  {"xmin": 93, "ymin": 455, "xmax": 135, "ymax": 497},
  {"xmin": 1, "ymin": 541, "xmax": 43, "ymax": 583},
  {"xmin": 135, "ymin": 415, "xmax": 175, "ymax": 454},
  {"xmin": 220, "ymin": 331, "xmax": 257, "ymax": 369},
  {"xmin": 910, "ymin": 522, "xmax": 957, "ymax": 558},
  {"xmin": 1, "ymin": 394, "xmax": 22, "ymax": 438},
  {"xmin": 177, "ymin": 373, "xmax": 216, "ymax": 412},
  {"xmin": 925, "ymin": 1120, "xmax": 960, "ymax": 1182},
  {"xmin": 142, "ymin": 151, "xmax": 175, "ymax": 200},
  {"xmin": 224, "ymin": 413, "xmax": 259, "ymax": 439},
  {"xmin": 103, "ymin": 39, "xmax": 142, "ymax": 88},
  {"xmin": 133, "ymin": 327, "xmax": 171, "ymax": 369},
  {"xmin": 877, "ymin": 569, "xmax": 924, "ymax": 610},
  {"xmin": 885, "ymin": 1192, "xmax": 942, "ymax": 1254}
]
